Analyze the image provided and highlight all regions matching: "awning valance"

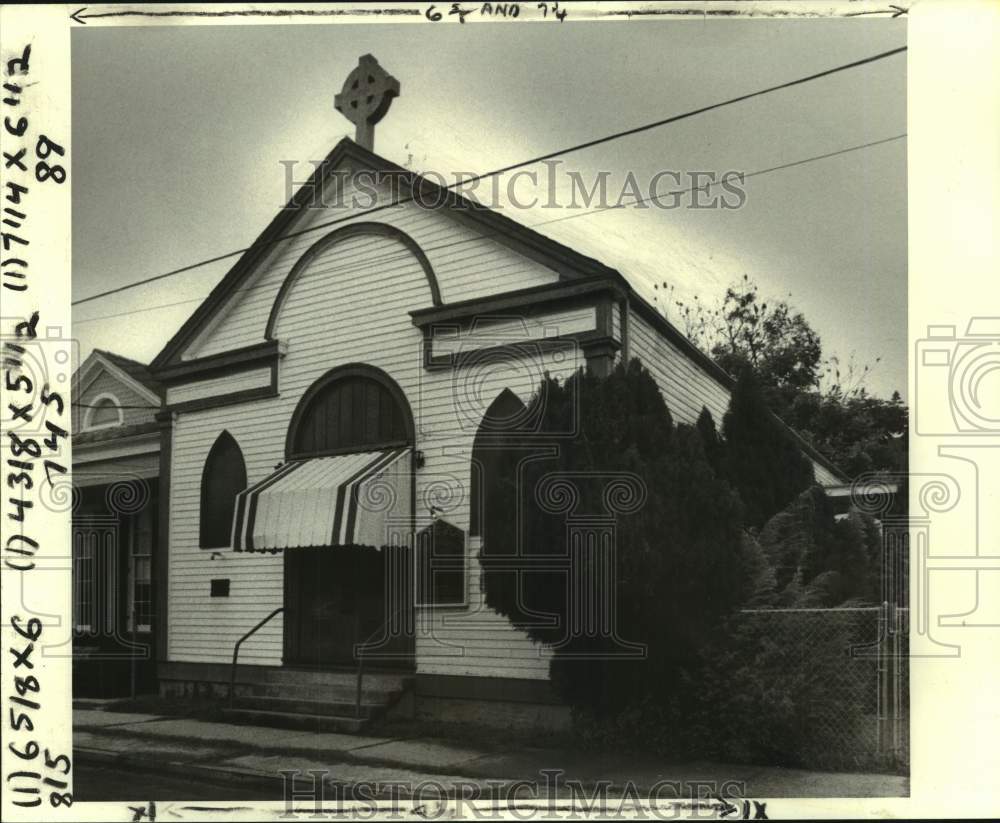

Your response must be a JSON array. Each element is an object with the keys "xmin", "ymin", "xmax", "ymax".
[{"xmin": 232, "ymin": 448, "xmax": 411, "ymax": 553}]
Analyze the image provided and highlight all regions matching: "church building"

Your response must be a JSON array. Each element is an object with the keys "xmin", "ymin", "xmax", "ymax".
[{"xmin": 113, "ymin": 56, "xmax": 846, "ymax": 730}]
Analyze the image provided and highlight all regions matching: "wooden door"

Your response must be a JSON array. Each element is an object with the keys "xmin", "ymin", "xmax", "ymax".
[{"xmin": 284, "ymin": 546, "xmax": 401, "ymax": 667}]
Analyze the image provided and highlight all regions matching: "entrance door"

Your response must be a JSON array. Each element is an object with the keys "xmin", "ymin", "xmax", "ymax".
[
  {"xmin": 282, "ymin": 366, "xmax": 417, "ymax": 669},
  {"xmin": 283, "ymin": 546, "xmax": 412, "ymax": 668}
]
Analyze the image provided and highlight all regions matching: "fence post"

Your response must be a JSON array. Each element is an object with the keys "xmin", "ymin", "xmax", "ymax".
[{"xmin": 876, "ymin": 600, "xmax": 889, "ymax": 756}]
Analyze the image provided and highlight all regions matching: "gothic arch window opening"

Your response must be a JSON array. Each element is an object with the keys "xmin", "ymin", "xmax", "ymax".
[{"xmin": 200, "ymin": 431, "xmax": 247, "ymax": 549}]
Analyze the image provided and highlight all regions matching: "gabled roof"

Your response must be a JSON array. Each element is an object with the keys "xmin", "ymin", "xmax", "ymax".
[
  {"xmin": 92, "ymin": 349, "xmax": 164, "ymax": 398},
  {"xmin": 145, "ymin": 137, "xmax": 846, "ymax": 483},
  {"xmin": 150, "ymin": 137, "xmax": 626, "ymax": 371},
  {"xmin": 75, "ymin": 349, "xmax": 164, "ymax": 406}
]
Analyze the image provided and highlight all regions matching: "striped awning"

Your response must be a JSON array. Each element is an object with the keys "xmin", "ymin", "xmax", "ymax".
[{"xmin": 232, "ymin": 448, "xmax": 411, "ymax": 553}]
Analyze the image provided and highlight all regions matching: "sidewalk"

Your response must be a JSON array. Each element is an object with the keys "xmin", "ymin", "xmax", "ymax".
[{"xmin": 73, "ymin": 706, "xmax": 908, "ymax": 800}]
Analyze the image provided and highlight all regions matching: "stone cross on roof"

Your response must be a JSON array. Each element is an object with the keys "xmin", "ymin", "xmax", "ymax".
[{"xmin": 334, "ymin": 54, "xmax": 400, "ymax": 152}]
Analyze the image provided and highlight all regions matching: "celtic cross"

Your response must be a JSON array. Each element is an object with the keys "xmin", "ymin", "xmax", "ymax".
[{"xmin": 334, "ymin": 54, "xmax": 400, "ymax": 152}]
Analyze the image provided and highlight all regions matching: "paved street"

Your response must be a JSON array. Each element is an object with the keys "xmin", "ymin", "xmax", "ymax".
[
  {"xmin": 73, "ymin": 707, "xmax": 908, "ymax": 803},
  {"xmin": 75, "ymin": 761, "xmax": 277, "ymax": 802}
]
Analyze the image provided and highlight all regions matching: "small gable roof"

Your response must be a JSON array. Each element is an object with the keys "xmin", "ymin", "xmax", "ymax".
[
  {"xmin": 92, "ymin": 349, "xmax": 164, "ymax": 398},
  {"xmin": 76, "ymin": 348, "xmax": 164, "ymax": 406}
]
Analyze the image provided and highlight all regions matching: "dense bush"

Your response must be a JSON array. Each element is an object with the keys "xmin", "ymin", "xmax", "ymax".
[
  {"xmin": 480, "ymin": 358, "xmax": 891, "ymax": 770},
  {"xmin": 757, "ymin": 486, "xmax": 883, "ymax": 607},
  {"xmin": 479, "ymin": 359, "xmax": 748, "ymax": 716},
  {"xmin": 721, "ymin": 368, "xmax": 815, "ymax": 529}
]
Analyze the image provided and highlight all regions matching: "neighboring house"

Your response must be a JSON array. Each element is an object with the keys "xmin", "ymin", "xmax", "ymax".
[
  {"xmin": 139, "ymin": 135, "xmax": 847, "ymax": 730},
  {"xmin": 72, "ymin": 349, "xmax": 163, "ymax": 697}
]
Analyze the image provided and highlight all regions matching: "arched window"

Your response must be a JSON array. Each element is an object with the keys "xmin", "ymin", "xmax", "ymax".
[
  {"xmin": 470, "ymin": 388, "xmax": 533, "ymax": 539},
  {"xmin": 85, "ymin": 394, "xmax": 123, "ymax": 429},
  {"xmin": 287, "ymin": 365, "xmax": 413, "ymax": 459},
  {"xmin": 200, "ymin": 431, "xmax": 247, "ymax": 549}
]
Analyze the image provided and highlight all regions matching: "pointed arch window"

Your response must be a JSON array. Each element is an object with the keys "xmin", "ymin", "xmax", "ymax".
[
  {"xmin": 470, "ymin": 388, "xmax": 533, "ymax": 539},
  {"xmin": 200, "ymin": 431, "xmax": 247, "ymax": 549}
]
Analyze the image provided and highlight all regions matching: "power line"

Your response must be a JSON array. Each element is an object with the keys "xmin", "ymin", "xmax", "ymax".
[
  {"xmin": 72, "ymin": 45, "xmax": 906, "ymax": 308},
  {"xmin": 72, "ymin": 402, "xmax": 161, "ymax": 410},
  {"xmin": 538, "ymin": 132, "xmax": 908, "ymax": 225},
  {"xmin": 73, "ymin": 131, "xmax": 906, "ymax": 327}
]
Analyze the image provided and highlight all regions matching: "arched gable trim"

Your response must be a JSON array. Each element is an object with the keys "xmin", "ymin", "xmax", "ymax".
[
  {"xmin": 83, "ymin": 392, "xmax": 124, "ymax": 430},
  {"xmin": 265, "ymin": 222, "xmax": 442, "ymax": 340},
  {"xmin": 285, "ymin": 363, "xmax": 415, "ymax": 460}
]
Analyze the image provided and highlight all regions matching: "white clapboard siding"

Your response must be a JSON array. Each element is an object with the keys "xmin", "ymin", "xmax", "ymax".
[
  {"xmin": 415, "ymin": 537, "xmax": 551, "ymax": 679},
  {"xmin": 812, "ymin": 460, "xmax": 841, "ymax": 487},
  {"xmin": 629, "ymin": 308, "xmax": 840, "ymax": 484},
  {"xmin": 165, "ymin": 366, "xmax": 272, "ymax": 406},
  {"xmin": 184, "ymin": 174, "xmax": 561, "ymax": 361},
  {"xmin": 433, "ymin": 306, "xmax": 597, "ymax": 360},
  {"xmin": 628, "ymin": 308, "xmax": 730, "ymax": 425},
  {"xmin": 168, "ymin": 227, "xmax": 579, "ymax": 679}
]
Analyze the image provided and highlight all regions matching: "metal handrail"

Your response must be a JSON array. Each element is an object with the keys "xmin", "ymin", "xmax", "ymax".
[
  {"xmin": 354, "ymin": 604, "xmax": 410, "ymax": 718},
  {"xmin": 229, "ymin": 607, "xmax": 284, "ymax": 709}
]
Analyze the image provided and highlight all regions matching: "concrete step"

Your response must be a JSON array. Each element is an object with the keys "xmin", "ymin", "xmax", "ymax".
[
  {"xmin": 252, "ymin": 667, "xmax": 412, "ymax": 691},
  {"xmin": 238, "ymin": 682, "xmax": 401, "ymax": 703},
  {"xmin": 232, "ymin": 695, "xmax": 385, "ymax": 719},
  {"xmin": 220, "ymin": 707, "xmax": 370, "ymax": 734}
]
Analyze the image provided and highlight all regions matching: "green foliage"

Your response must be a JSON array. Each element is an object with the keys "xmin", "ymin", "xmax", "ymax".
[
  {"xmin": 695, "ymin": 405, "xmax": 724, "ymax": 476},
  {"xmin": 479, "ymin": 357, "xmax": 890, "ymax": 771},
  {"xmin": 480, "ymin": 359, "xmax": 747, "ymax": 716},
  {"xmin": 667, "ymin": 275, "xmax": 908, "ymax": 481},
  {"xmin": 784, "ymin": 389, "xmax": 908, "ymax": 480},
  {"xmin": 569, "ymin": 608, "xmax": 888, "ymax": 772},
  {"xmin": 663, "ymin": 274, "xmax": 823, "ymax": 395},
  {"xmin": 721, "ymin": 368, "xmax": 815, "ymax": 529},
  {"xmin": 758, "ymin": 486, "xmax": 883, "ymax": 608}
]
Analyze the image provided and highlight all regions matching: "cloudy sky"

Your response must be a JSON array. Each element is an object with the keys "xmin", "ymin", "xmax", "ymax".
[{"xmin": 72, "ymin": 17, "xmax": 906, "ymax": 398}]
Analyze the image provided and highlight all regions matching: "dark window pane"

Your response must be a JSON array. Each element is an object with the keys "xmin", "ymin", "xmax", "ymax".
[
  {"xmin": 200, "ymin": 431, "xmax": 247, "ymax": 549},
  {"xmin": 292, "ymin": 374, "xmax": 409, "ymax": 456}
]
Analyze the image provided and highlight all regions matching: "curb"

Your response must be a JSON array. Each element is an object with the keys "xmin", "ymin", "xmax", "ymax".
[
  {"xmin": 75, "ymin": 745, "xmax": 286, "ymax": 796},
  {"xmin": 75, "ymin": 722, "xmax": 558, "ymax": 789},
  {"xmin": 73, "ymin": 745, "xmax": 584, "ymax": 802}
]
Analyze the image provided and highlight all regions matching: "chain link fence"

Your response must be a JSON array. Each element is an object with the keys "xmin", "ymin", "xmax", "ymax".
[{"xmin": 722, "ymin": 606, "xmax": 908, "ymax": 773}]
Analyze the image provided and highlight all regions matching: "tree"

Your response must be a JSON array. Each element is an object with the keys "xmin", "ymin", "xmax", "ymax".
[
  {"xmin": 479, "ymin": 360, "xmax": 748, "ymax": 716},
  {"xmin": 664, "ymin": 275, "xmax": 908, "ymax": 480},
  {"xmin": 721, "ymin": 368, "xmax": 815, "ymax": 529},
  {"xmin": 695, "ymin": 405, "xmax": 724, "ymax": 476},
  {"xmin": 784, "ymin": 388, "xmax": 908, "ymax": 480},
  {"xmin": 663, "ymin": 275, "xmax": 822, "ymax": 403},
  {"xmin": 757, "ymin": 485, "xmax": 882, "ymax": 607}
]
